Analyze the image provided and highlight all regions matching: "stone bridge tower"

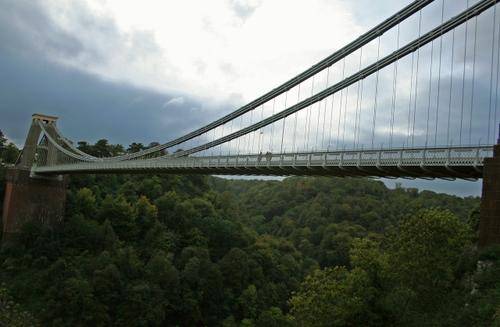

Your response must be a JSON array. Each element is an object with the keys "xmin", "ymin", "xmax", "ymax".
[{"xmin": 2, "ymin": 114, "xmax": 67, "ymax": 241}]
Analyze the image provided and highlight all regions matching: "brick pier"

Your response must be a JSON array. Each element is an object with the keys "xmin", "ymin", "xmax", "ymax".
[
  {"xmin": 479, "ymin": 143, "xmax": 500, "ymax": 248},
  {"xmin": 2, "ymin": 168, "xmax": 67, "ymax": 240}
]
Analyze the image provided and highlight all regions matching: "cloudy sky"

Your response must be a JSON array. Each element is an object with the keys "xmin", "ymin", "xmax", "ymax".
[{"xmin": 1, "ymin": 0, "xmax": 497, "ymax": 196}]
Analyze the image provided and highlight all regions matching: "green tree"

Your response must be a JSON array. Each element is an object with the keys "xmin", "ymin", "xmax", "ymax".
[
  {"xmin": 127, "ymin": 142, "xmax": 145, "ymax": 153},
  {"xmin": 115, "ymin": 281, "xmax": 166, "ymax": 326},
  {"xmin": 70, "ymin": 188, "xmax": 97, "ymax": 217},
  {"xmin": 92, "ymin": 262, "xmax": 123, "ymax": 318},
  {"xmin": 219, "ymin": 248, "xmax": 250, "ymax": 293},
  {"xmin": 0, "ymin": 129, "xmax": 6, "ymax": 148},
  {"xmin": 98, "ymin": 195, "xmax": 136, "ymax": 241},
  {"xmin": 289, "ymin": 266, "xmax": 376, "ymax": 326},
  {"xmin": 0, "ymin": 130, "xmax": 20, "ymax": 164},
  {"xmin": 458, "ymin": 246, "xmax": 500, "ymax": 326},
  {"xmin": 385, "ymin": 209, "xmax": 472, "ymax": 324},
  {"xmin": 256, "ymin": 307, "xmax": 293, "ymax": 327},
  {"xmin": 237, "ymin": 284, "xmax": 259, "ymax": 320},
  {"xmin": 135, "ymin": 195, "xmax": 158, "ymax": 236},
  {"xmin": 0, "ymin": 286, "xmax": 39, "ymax": 326},
  {"xmin": 1, "ymin": 143, "xmax": 20, "ymax": 164},
  {"xmin": 318, "ymin": 222, "xmax": 366, "ymax": 267},
  {"xmin": 44, "ymin": 277, "xmax": 109, "ymax": 326},
  {"xmin": 349, "ymin": 237, "xmax": 388, "ymax": 286}
]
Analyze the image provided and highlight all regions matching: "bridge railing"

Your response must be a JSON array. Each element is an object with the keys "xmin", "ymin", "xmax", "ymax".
[{"xmin": 32, "ymin": 145, "xmax": 493, "ymax": 179}]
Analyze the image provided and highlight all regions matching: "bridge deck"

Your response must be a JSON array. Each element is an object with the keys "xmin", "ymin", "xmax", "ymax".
[{"xmin": 33, "ymin": 146, "xmax": 493, "ymax": 179}]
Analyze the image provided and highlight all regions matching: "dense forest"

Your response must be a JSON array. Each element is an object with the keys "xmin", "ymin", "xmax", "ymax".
[{"xmin": 1, "ymin": 133, "xmax": 500, "ymax": 326}]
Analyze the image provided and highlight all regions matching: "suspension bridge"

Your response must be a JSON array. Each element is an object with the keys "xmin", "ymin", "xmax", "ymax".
[{"xmin": 3, "ymin": 0, "xmax": 500, "ymax": 246}]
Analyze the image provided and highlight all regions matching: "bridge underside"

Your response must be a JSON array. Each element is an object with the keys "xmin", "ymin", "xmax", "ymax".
[{"xmin": 33, "ymin": 164, "xmax": 482, "ymax": 179}]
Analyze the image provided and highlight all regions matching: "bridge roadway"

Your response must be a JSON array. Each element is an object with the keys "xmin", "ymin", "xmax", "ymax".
[{"xmin": 32, "ymin": 145, "xmax": 493, "ymax": 179}]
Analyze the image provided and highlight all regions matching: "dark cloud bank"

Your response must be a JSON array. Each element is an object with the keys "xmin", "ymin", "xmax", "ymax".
[
  {"xmin": 0, "ymin": 0, "xmax": 224, "ymax": 146},
  {"xmin": 0, "ymin": 51, "xmax": 217, "ymax": 146}
]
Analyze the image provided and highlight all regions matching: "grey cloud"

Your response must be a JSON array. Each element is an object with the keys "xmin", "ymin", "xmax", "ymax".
[
  {"xmin": 0, "ymin": 1, "xmax": 228, "ymax": 150},
  {"xmin": 0, "ymin": 0, "xmax": 164, "ymax": 70},
  {"xmin": 163, "ymin": 97, "xmax": 186, "ymax": 108},
  {"xmin": 0, "ymin": 0, "xmax": 84, "ymax": 58},
  {"xmin": 219, "ymin": 62, "xmax": 238, "ymax": 80},
  {"xmin": 194, "ymin": 59, "xmax": 207, "ymax": 75},
  {"xmin": 346, "ymin": 0, "xmax": 475, "ymax": 32},
  {"xmin": 0, "ymin": 49, "xmax": 227, "ymax": 149},
  {"xmin": 230, "ymin": 0, "xmax": 261, "ymax": 20}
]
